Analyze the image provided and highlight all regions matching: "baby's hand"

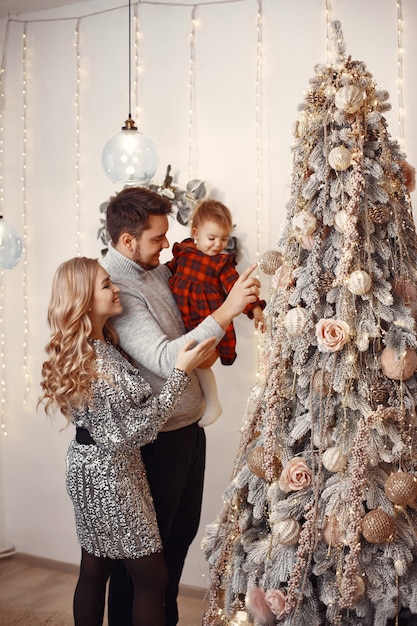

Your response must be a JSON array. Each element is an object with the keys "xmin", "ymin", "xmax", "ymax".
[{"xmin": 253, "ymin": 307, "xmax": 266, "ymax": 333}]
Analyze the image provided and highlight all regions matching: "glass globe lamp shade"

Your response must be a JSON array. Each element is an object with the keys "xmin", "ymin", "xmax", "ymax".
[
  {"xmin": 102, "ymin": 128, "xmax": 158, "ymax": 186},
  {"xmin": 0, "ymin": 217, "xmax": 23, "ymax": 270}
]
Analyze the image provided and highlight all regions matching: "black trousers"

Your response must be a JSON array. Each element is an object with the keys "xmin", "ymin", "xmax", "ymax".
[{"xmin": 108, "ymin": 421, "xmax": 206, "ymax": 626}]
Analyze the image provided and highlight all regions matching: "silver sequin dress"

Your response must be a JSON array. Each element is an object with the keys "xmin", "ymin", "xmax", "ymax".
[{"xmin": 65, "ymin": 339, "xmax": 190, "ymax": 560}]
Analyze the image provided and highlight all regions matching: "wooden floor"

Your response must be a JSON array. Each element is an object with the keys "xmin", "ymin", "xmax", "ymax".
[{"xmin": 0, "ymin": 553, "xmax": 207, "ymax": 625}]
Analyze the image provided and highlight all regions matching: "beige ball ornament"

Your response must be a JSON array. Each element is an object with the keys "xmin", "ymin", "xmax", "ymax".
[
  {"xmin": 334, "ymin": 84, "xmax": 364, "ymax": 114},
  {"xmin": 272, "ymin": 518, "xmax": 301, "ymax": 546},
  {"xmin": 322, "ymin": 446, "xmax": 347, "ymax": 472},
  {"xmin": 334, "ymin": 209, "xmax": 349, "ymax": 233},
  {"xmin": 328, "ymin": 146, "xmax": 352, "ymax": 171},
  {"xmin": 384, "ymin": 471, "xmax": 417, "ymax": 507},
  {"xmin": 347, "ymin": 270, "xmax": 372, "ymax": 295},
  {"xmin": 259, "ymin": 250, "xmax": 284, "ymax": 275},
  {"xmin": 361, "ymin": 509, "xmax": 395, "ymax": 544},
  {"xmin": 292, "ymin": 210, "xmax": 317, "ymax": 236},
  {"xmin": 380, "ymin": 347, "xmax": 417, "ymax": 381},
  {"xmin": 322, "ymin": 516, "xmax": 345, "ymax": 546}
]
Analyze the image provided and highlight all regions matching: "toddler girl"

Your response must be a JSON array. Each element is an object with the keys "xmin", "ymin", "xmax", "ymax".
[{"xmin": 166, "ymin": 199, "xmax": 266, "ymax": 427}]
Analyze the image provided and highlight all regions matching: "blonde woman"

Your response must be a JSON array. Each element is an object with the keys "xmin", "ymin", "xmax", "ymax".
[{"xmin": 39, "ymin": 257, "xmax": 216, "ymax": 626}]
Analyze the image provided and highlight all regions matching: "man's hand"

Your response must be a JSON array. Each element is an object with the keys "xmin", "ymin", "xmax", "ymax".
[{"xmin": 212, "ymin": 263, "xmax": 261, "ymax": 331}]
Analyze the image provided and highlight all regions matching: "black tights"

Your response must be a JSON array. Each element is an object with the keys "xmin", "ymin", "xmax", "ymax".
[{"xmin": 74, "ymin": 548, "xmax": 168, "ymax": 626}]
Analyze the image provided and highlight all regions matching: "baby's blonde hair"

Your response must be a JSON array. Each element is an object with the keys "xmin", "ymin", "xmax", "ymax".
[
  {"xmin": 191, "ymin": 199, "xmax": 233, "ymax": 232},
  {"xmin": 39, "ymin": 257, "xmax": 117, "ymax": 421}
]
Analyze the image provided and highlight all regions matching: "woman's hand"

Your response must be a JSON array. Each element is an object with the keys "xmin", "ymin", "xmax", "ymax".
[
  {"xmin": 175, "ymin": 337, "xmax": 217, "ymax": 375},
  {"xmin": 212, "ymin": 263, "xmax": 261, "ymax": 330}
]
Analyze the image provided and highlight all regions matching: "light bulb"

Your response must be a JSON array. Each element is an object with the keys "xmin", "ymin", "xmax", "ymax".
[{"xmin": 102, "ymin": 128, "xmax": 158, "ymax": 186}]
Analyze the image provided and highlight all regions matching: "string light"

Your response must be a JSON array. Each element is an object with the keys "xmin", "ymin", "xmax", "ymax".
[
  {"xmin": 325, "ymin": 0, "xmax": 333, "ymax": 64},
  {"xmin": 134, "ymin": 2, "xmax": 141, "ymax": 125},
  {"xmin": 188, "ymin": 5, "xmax": 197, "ymax": 180},
  {"xmin": 22, "ymin": 23, "xmax": 30, "ymax": 402},
  {"xmin": 74, "ymin": 19, "xmax": 81, "ymax": 254},
  {"xmin": 396, "ymin": 0, "xmax": 404, "ymax": 149},
  {"xmin": 255, "ymin": 0, "xmax": 263, "ymax": 378},
  {"xmin": 0, "ymin": 20, "xmax": 9, "ymax": 438}
]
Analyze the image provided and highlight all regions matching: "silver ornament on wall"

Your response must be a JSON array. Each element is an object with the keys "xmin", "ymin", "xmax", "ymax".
[{"xmin": 0, "ymin": 216, "xmax": 23, "ymax": 269}]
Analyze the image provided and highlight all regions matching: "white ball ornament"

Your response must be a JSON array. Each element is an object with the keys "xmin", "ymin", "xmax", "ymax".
[
  {"xmin": 292, "ymin": 210, "xmax": 317, "ymax": 236},
  {"xmin": 347, "ymin": 270, "xmax": 372, "ymax": 295},
  {"xmin": 334, "ymin": 85, "xmax": 364, "ymax": 114},
  {"xmin": 334, "ymin": 209, "xmax": 349, "ymax": 233},
  {"xmin": 328, "ymin": 146, "xmax": 352, "ymax": 171},
  {"xmin": 284, "ymin": 307, "xmax": 307, "ymax": 336},
  {"xmin": 322, "ymin": 446, "xmax": 347, "ymax": 472}
]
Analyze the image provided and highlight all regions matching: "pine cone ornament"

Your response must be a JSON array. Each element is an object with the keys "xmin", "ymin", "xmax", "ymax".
[
  {"xmin": 370, "ymin": 379, "xmax": 389, "ymax": 404},
  {"xmin": 368, "ymin": 204, "xmax": 390, "ymax": 224}
]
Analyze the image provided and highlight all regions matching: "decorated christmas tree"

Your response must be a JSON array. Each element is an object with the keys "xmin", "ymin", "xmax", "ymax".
[{"xmin": 202, "ymin": 21, "xmax": 417, "ymax": 626}]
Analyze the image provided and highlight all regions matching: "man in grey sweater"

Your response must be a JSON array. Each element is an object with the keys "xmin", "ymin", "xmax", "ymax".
[{"xmin": 101, "ymin": 186, "xmax": 260, "ymax": 626}]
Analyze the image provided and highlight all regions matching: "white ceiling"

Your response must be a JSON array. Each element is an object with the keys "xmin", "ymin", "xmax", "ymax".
[{"xmin": 0, "ymin": 0, "xmax": 79, "ymax": 18}]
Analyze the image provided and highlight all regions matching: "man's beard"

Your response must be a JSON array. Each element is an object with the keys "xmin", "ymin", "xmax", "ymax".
[{"xmin": 132, "ymin": 249, "xmax": 161, "ymax": 270}]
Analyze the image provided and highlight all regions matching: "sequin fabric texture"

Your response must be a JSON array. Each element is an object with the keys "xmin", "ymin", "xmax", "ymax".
[{"xmin": 66, "ymin": 339, "xmax": 190, "ymax": 559}]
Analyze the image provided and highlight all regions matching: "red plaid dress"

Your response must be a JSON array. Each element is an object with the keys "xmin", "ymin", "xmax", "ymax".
[{"xmin": 166, "ymin": 238, "xmax": 265, "ymax": 365}]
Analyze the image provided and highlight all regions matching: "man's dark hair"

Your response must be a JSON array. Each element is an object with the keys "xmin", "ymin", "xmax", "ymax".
[{"xmin": 106, "ymin": 186, "xmax": 173, "ymax": 244}]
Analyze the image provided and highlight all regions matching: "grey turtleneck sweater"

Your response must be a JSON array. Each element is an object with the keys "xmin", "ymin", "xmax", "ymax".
[{"xmin": 101, "ymin": 243, "xmax": 225, "ymax": 431}]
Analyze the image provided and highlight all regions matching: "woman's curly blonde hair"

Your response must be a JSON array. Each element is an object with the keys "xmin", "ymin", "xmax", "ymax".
[{"xmin": 39, "ymin": 257, "xmax": 118, "ymax": 421}]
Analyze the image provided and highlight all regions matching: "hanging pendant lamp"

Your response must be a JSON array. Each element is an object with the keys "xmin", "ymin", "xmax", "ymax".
[{"xmin": 101, "ymin": 0, "xmax": 158, "ymax": 186}]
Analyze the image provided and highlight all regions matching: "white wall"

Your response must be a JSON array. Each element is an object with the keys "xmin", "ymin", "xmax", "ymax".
[{"xmin": 0, "ymin": 0, "xmax": 416, "ymax": 589}]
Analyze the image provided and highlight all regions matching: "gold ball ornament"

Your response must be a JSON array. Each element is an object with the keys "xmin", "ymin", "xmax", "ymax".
[
  {"xmin": 259, "ymin": 250, "xmax": 284, "ymax": 275},
  {"xmin": 380, "ymin": 347, "xmax": 417, "ymax": 381},
  {"xmin": 322, "ymin": 446, "xmax": 347, "ymax": 473},
  {"xmin": 361, "ymin": 509, "xmax": 395, "ymax": 544},
  {"xmin": 247, "ymin": 446, "xmax": 281, "ymax": 480},
  {"xmin": 292, "ymin": 210, "xmax": 317, "ymax": 236},
  {"xmin": 334, "ymin": 84, "xmax": 364, "ymax": 114},
  {"xmin": 347, "ymin": 270, "xmax": 372, "ymax": 295},
  {"xmin": 384, "ymin": 471, "xmax": 417, "ymax": 507},
  {"xmin": 328, "ymin": 146, "xmax": 352, "ymax": 171},
  {"xmin": 284, "ymin": 307, "xmax": 307, "ymax": 336},
  {"xmin": 272, "ymin": 518, "xmax": 301, "ymax": 546}
]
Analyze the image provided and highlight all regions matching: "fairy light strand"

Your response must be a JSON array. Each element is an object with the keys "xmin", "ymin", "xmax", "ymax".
[
  {"xmin": 188, "ymin": 5, "xmax": 197, "ymax": 180},
  {"xmin": 134, "ymin": 2, "xmax": 141, "ymax": 126},
  {"xmin": 0, "ymin": 21, "xmax": 10, "ymax": 437},
  {"xmin": 75, "ymin": 19, "xmax": 81, "ymax": 254},
  {"xmin": 325, "ymin": 0, "xmax": 333, "ymax": 64},
  {"xmin": 22, "ymin": 23, "xmax": 30, "ymax": 401},
  {"xmin": 396, "ymin": 0, "xmax": 404, "ymax": 149},
  {"xmin": 255, "ymin": 0, "xmax": 263, "ymax": 378}
]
